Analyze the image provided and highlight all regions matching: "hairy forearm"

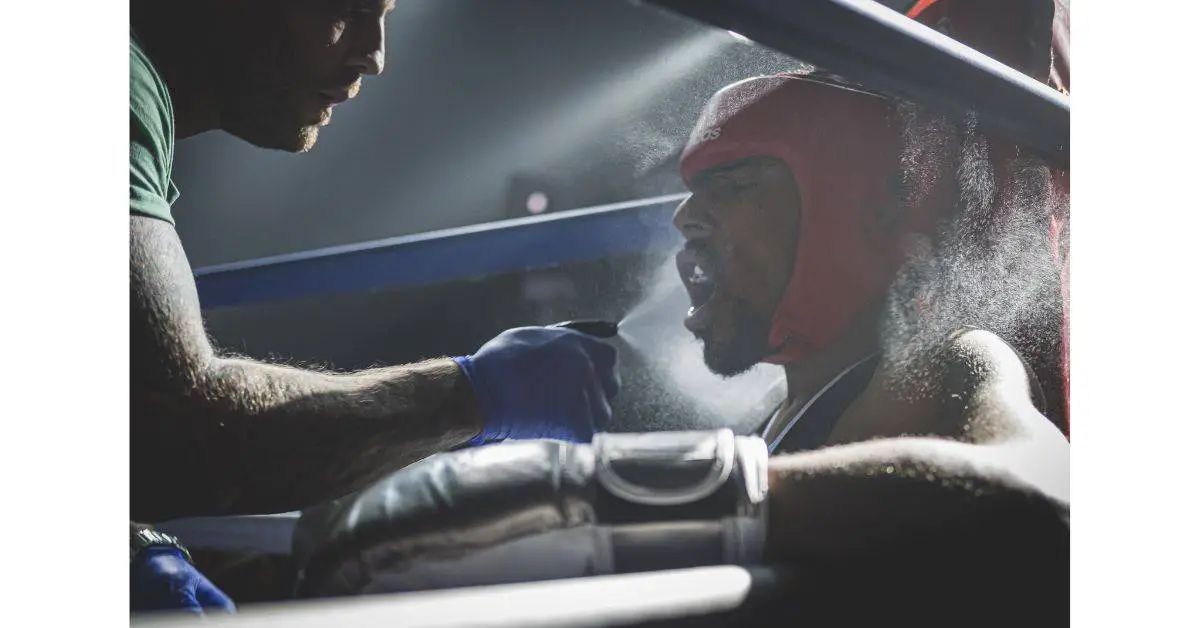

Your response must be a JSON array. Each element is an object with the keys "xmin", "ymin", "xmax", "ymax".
[
  {"xmin": 130, "ymin": 217, "xmax": 483, "ymax": 522},
  {"xmin": 131, "ymin": 354, "xmax": 481, "ymax": 522},
  {"xmin": 764, "ymin": 437, "xmax": 1068, "ymax": 563}
]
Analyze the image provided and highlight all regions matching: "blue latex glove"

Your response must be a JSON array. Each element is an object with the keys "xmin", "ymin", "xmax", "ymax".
[
  {"xmin": 131, "ymin": 547, "xmax": 236, "ymax": 616},
  {"xmin": 454, "ymin": 326, "xmax": 620, "ymax": 444}
]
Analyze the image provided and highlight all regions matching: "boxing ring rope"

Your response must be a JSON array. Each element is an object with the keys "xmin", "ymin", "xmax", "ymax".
[
  {"xmin": 193, "ymin": 193, "xmax": 687, "ymax": 310},
  {"xmin": 132, "ymin": 565, "xmax": 783, "ymax": 628},
  {"xmin": 645, "ymin": 0, "xmax": 1069, "ymax": 169}
]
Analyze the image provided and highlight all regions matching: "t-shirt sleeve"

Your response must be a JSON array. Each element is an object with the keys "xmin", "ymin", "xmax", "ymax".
[{"xmin": 130, "ymin": 34, "xmax": 178, "ymax": 226}]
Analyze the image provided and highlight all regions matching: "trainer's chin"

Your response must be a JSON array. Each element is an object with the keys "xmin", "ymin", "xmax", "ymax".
[
  {"xmin": 271, "ymin": 123, "xmax": 322, "ymax": 153},
  {"xmin": 292, "ymin": 124, "xmax": 321, "ymax": 153},
  {"xmin": 281, "ymin": 102, "xmax": 331, "ymax": 153},
  {"xmin": 229, "ymin": 119, "xmax": 321, "ymax": 153}
]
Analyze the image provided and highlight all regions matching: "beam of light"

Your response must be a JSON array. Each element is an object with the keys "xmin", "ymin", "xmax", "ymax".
[
  {"xmin": 412, "ymin": 29, "xmax": 734, "ymax": 220},
  {"xmin": 517, "ymin": 29, "xmax": 733, "ymax": 165}
]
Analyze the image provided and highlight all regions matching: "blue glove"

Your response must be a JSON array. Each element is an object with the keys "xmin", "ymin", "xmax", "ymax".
[
  {"xmin": 454, "ymin": 326, "xmax": 620, "ymax": 443},
  {"xmin": 131, "ymin": 547, "xmax": 235, "ymax": 616}
]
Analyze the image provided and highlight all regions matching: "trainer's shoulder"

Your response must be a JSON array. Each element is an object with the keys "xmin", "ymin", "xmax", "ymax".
[
  {"xmin": 129, "ymin": 31, "xmax": 174, "ymax": 146},
  {"xmin": 129, "ymin": 30, "xmax": 179, "ymax": 224}
]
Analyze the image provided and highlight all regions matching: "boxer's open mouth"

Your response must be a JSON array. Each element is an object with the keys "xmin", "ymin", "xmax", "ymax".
[
  {"xmin": 677, "ymin": 245, "xmax": 723, "ymax": 333},
  {"xmin": 685, "ymin": 260, "xmax": 716, "ymax": 306}
]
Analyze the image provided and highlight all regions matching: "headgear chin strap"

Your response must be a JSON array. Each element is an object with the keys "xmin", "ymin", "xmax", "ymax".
[{"xmin": 680, "ymin": 73, "xmax": 937, "ymax": 364}]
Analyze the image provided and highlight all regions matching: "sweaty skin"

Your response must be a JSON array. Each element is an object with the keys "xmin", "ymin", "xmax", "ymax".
[
  {"xmin": 673, "ymin": 156, "xmax": 801, "ymax": 377},
  {"xmin": 674, "ymin": 155, "xmax": 882, "ymax": 399}
]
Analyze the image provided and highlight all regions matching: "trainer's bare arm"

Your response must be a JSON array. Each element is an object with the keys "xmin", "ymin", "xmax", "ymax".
[
  {"xmin": 765, "ymin": 329, "xmax": 1068, "ymax": 564},
  {"xmin": 131, "ymin": 216, "xmax": 482, "ymax": 522}
]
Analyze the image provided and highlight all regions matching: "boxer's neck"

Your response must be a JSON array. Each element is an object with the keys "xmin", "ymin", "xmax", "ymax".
[{"xmin": 780, "ymin": 308, "xmax": 881, "ymax": 416}]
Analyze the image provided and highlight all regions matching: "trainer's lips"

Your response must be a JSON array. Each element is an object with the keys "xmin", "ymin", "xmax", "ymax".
[
  {"xmin": 320, "ymin": 78, "xmax": 361, "ymax": 105},
  {"xmin": 319, "ymin": 89, "xmax": 353, "ymax": 105}
]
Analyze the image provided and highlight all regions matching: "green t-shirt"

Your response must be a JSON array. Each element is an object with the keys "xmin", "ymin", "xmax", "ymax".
[{"xmin": 130, "ymin": 31, "xmax": 179, "ymax": 225}]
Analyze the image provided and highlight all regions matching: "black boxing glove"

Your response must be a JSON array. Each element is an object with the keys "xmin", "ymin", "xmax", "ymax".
[{"xmin": 293, "ymin": 429, "xmax": 768, "ymax": 597}]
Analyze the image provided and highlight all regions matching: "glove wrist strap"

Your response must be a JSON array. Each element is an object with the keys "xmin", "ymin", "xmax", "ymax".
[
  {"xmin": 591, "ymin": 429, "xmax": 768, "ymax": 522},
  {"xmin": 589, "ymin": 429, "xmax": 768, "ymax": 571},
  {"xmin": 131, "ymin": 527, "xmax": 193, "ymax": 564}
]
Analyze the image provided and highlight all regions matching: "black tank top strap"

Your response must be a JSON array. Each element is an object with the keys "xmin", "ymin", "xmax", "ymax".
[
  {"xmin": 760, "ymin": 324, "xmax": 1053, "ymax": 455},
  {"xmin": 762, "ymin": 328, "xmax": 1048, "ymax": 454},
  {"xmin": 771, "ymin": 353, "xmax": 881, "ymax": 454}
]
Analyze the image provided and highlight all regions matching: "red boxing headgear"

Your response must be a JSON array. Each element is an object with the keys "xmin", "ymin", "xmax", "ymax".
[{"xmin": 680, "ymin": 73, "xmax": 932, "ymax": 364}]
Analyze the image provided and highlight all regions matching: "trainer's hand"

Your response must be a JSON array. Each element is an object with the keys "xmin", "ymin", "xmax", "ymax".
[
  {"xmin": 131, "ymin": 548, "xmax": 235, "ymax": 616},
  {"xmin": 454, "ymin": 326, "xmax": 620, "ymax": 443}
]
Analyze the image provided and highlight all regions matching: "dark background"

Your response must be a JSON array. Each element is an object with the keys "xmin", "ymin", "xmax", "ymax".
[{"xmin": 177, "ymin": 0, "xmax": 806, "ymax": 434}]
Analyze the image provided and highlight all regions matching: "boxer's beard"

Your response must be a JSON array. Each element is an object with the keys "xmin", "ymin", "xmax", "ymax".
[{"xmin": 701, "ymin": 299, "xmax": 775, "ymax": 377}]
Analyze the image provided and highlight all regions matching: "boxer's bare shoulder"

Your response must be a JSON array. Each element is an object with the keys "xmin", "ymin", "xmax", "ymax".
[
  {"xmin": 936, "ymin": 329, "xmax": 1067, "ymax": 447},
  {"xmin": 832, "ymin": 329, "xmax": 1067, "ymax": 451}
]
